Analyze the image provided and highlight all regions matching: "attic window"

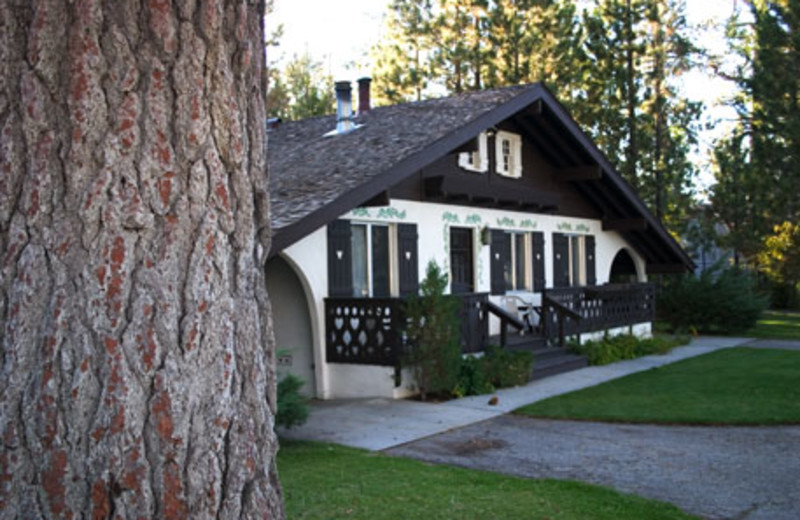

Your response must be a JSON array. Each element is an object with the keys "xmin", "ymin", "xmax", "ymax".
[
  {"xmin": 458, "ymin": 132, "xmax": 488, "ymax": 173},
  {"xmin": 495, "ymin": 131, "xmax": 522, "ymax": 178}
]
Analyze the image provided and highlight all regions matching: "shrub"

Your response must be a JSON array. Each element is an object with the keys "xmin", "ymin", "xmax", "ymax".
[
  {"xmin": 453, "ymin": 355, "xmax": 493, "ymax": 397},
  {"xmin": 482, "ymin": 345, "xmax": 533, "ymax": 388},
  {"xmin": 657, "ymin": 262, "xmax": 768, "ymax": 334},
  {"xmin": 570, "ymin": 333, "xmax": 686, "ymax": 366},
  {"xmin": 404, "ymin": 261, "xmax": 462, "ymax": 400},
  {"xmin": 276, "ymin": 374, "xmax": 309, "ymax": 429},
  {"xmin": 452, "ymin": 346, "xmax": 534, "ymax": 397}
]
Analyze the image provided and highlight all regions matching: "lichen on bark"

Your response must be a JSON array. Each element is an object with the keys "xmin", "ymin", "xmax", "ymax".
[{"xmin": 0, "ymin": 1, "xmax": 284, "ymax": 518}]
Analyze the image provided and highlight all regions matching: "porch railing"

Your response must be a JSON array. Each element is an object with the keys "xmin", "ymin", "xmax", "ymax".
[
  {"xmin": 542, "ymin": 283, "xmax": 656, "ymax": 344},
  {"xmin": 325, "ymin": 293, "xmax": 489, "ymax": 366}
]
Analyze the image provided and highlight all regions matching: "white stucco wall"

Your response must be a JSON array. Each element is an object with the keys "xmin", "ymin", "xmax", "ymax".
[{"xmin": 282, "ymin": 199, "xmax": 651, "ymax": 400}]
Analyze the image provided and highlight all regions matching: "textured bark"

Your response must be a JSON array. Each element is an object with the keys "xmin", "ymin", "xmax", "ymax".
[{"xmin": 0, "ymin": 1, "xmax": 284, "ymax": 518}]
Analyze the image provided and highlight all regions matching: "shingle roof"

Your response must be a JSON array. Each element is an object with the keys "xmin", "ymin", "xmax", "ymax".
[
  {"xmin": 268, "ymin": 85, "xmax": 529, "ymax": 230},
  {"xmin": 266, "ymin": 83, "xmax": 694, "ymax": 271}
]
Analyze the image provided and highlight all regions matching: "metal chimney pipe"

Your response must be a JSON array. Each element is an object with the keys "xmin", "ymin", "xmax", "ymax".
[
  {"xmin": 335, "ymin": 80, "xmax": 353, "ymax": 133},
  {"xmin": 357, "ymin": 77, "xmax": 372, "ymax": 114}
]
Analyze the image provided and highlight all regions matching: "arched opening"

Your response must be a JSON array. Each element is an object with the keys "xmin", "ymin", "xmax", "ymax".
[
  {"xmin": 609, "ymin": 248, "xmax": 639, "ymax": 284},
  {"xmin": 266, "ymin": 255, "xmax": 316, "ymax": 396}
]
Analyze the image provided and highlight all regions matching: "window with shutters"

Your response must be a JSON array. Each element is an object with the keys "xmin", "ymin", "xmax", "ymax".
[
  {"xmin": 350, "ymin": 222, "xmax": 393, "ymax": 297},
  {"xmin": 458, "ymin": 132, "xmax": 488, "ymax": 173},
  {"xmin": 504, "ymin": 232, "xmax": 531, "ymax": 291},
  {"xmin": 553, "ymin": 232, "xmax": 595, "ymax": 288},
  {"xmin": 495, "ymin": 131, "xmax": 522, "ymax": 178}
]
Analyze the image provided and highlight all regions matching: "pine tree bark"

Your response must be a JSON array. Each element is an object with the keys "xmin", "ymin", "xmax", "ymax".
[{"xmin": 0, "ymin": 1, "xmax": 284, "ymax": 518}]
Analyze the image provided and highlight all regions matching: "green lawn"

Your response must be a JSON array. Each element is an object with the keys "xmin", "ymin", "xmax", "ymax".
[
  {"xmin": 517, "ymin": 347, "xmax": 800, "ymax": 425},
  {"xmin": 278, "ymin": 441, "xmax": 696, "ymax": 520},
  {"xmin": 746, "ymin": 310, "xmax": 800, "ymax": 340}
]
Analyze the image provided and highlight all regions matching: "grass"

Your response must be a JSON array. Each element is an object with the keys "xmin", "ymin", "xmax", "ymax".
[
  {"xmin": 745, "ymin": 310, "xmax": 800, "ymax": 340},
  {"xmin": 278, "ymin": 441, "xmax": 697, "ymax": 520},
  {"xmin": 517, "ymin": 347, "xmax": 800, "ymax": 425}
]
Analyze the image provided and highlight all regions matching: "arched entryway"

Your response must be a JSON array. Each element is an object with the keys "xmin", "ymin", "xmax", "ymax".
[
  {"xmin": 609, "ymin": 248, "xmax": 640, "ymax": 284},
  {"xmin": 266, "ymin": 255, "xmax": 316, "ymax": 396}
]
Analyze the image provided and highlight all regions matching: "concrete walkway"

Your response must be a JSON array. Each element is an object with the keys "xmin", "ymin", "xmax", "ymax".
[{"xmin": 279, "ymin": 335, "xmax": 755, "ymax": 450}]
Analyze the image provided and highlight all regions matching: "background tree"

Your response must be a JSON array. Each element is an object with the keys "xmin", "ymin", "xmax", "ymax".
[
  {"xmin": 0, "ymin": 1, "xmax": 284, "ymax": 518},
  {"xmin": 267, "ymin": 52, "xmax": 335, "ymax": 120},
  {"xmin": 711, "ymin": 0, "xmax": 800, "ymax": 270},
  {"xmin": 371, "ymin": 0, "xmax": 435, "ymax": 104}
]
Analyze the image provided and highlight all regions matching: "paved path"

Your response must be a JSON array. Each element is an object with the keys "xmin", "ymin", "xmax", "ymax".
[
  {"xmin": 279, "ymin": 336, "xmax": 753, "ymax": 450},
  {"xmin": 388, "ymin": 415, "xmax": 800, "ymax": 520}
]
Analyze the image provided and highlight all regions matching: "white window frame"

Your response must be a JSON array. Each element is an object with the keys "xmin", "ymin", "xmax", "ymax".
[
  {"xmin": 495, "ymin": 130, "xmax": 523, "ymax": 178},
  {"xmin": 506, "ymin": 231, "xmax": 531, "ymax": 291},
  {"xmin": 458, "ymin": 132, "xmax": 489, "ymax": 173},
  {"xmin": 350, "ymin": 222, "xmax": 397, "ymax": 297},
  {"xmin": 567, "ymin": 235, "xmax": 586, "ymax": 287}
]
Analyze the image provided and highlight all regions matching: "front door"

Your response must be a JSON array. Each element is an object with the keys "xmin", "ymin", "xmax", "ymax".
[{"xmin": 450, "ymin": 227, "xmax": 474, "ymax": 294}]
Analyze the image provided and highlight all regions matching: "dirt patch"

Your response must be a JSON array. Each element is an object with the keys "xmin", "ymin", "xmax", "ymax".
[{"xmin": 439, "ymin": 437, "xmax": 508, "ymax": 456}]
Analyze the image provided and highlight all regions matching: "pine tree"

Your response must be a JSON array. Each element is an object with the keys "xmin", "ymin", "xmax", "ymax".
[{"xmin": 0, "ymin": 1, "xmax": 284, "ymax": 517}]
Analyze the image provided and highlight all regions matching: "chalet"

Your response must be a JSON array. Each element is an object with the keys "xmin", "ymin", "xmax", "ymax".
[{"xmin": 266, "ymin": 79, "xmax": 693, "ymax": 399}]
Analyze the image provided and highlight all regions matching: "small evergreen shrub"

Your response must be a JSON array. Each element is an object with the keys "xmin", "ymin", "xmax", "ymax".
[
  {"xmin": 452, "ymin": 346, "xmax": 534, "ymax": 397},
  {"xmin": 452, "ymin": 355, "xmax": 493, "ymax": 397},
  {"xmin": 276, "ymin": 374, "xmax": 309, "ymax": 429},
  {"xmin": 404, "ymin": 262, "xmax": 462, "ymax": 400},
  {"xmin": 482, "ymin": 345, "xmax": 533, "ymax": 388},
  {"xmin": 570, "ymin": 333, "xmax": 686, "ymax": 366},
  {"xmin": 658, "ymin": 262, "xmax": 768, "ymax": 334}
]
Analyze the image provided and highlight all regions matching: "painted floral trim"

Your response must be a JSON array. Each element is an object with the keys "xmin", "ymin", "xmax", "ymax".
[
  {"xmin": 442, "ymin": 211, "xmax": 460, "ymax": 223},
  {"xmin": 376, "ymin": 207, "xmax": 407, "ymax": 220},
  {"xmin": 350, "ymin": 208, "xmax": 371, "ymax": 218},
  {"xmin": 519, "ymin": 219, "xmax": 537, "ymax": 229},
  {"xmin": 496, "ymin": 217, "xmax": 516, "ymax": 227},
  {"xmin": 465, "ymin": 214, "xmax": 482, "ymax": 225}
]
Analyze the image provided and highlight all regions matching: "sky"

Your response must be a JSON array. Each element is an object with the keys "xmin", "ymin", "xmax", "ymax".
[{"xmin": 268, "ymin": 0, "xmax": 745, "ymax": 193}]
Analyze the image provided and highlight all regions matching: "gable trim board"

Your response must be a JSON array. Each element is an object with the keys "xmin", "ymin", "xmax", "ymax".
[{"xmin": 269, "ymin": 83, "xmax": 693, "ymax": 274}]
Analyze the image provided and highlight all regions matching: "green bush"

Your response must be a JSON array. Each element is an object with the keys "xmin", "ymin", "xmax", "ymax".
[
  {"xmin": 657, "ymin": 262, "xmax": 769, "ymax": 334},
  {"xmin": 453, "ymin": 355, "xmax": 493, "ymax": 397},
  {"xmin": 276, "ymin": 374, "xmax": 309, "ymax": 429},
  {"xmin": 570, "ymin": 334, "xmax": 686, "ymax": 366},
  {"xmin": 404, "ymin": 262, "xmax": 462, "ymax": 400},
  {"xmin": 453, "ymin": 346, "xmax": 534, "ymax": 397}
]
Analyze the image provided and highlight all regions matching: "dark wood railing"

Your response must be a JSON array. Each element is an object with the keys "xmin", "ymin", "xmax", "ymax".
[
  {"xmin": 486, "ymin": 301, "xmax": 526, "ymax": 347},
  {"xmin": 325, "ymin": 293, "xmax": 489, "ymax": 366},
  {"xmin": 541, "ymin": 283, "xmax": 656, "ymax": 345},
  {"xmin": 325, "ymin": 297, "xmax": 406, "ymax": 366}
]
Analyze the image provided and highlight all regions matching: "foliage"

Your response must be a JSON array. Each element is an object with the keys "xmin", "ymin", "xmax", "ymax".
[
  {"xmin": 276, "ymin": 374, "xmax": 309, "ymax": 429},
  {"xmin": 758, "ymin": 221, "xmax": 800, "ymax": 308},
  {"xmin": 711, "ymin": 1, "xmax": 800, "ymax": 264},
  {"xmin": 279, "ymin": 441, "xmax": 697, "ymax": 520},
  {"xmin": 267, "ymin": 51, "xmax": 335, "ymax": 120},
  {"xmin": 657, "ymin": 261, "xmax": 769, "ymax": 334},
  {"xmin": 569, "ymin": 333, "xmax": 686, "ymax": 366},
  {"xmin": 453, "ymin": 355, "xmax": 494, "ymax": 397},
  {"xmin": 453, "ymin": 345, "xmax": 534, "ymax": 397},
  {"xmin": 403, "ymin": 261, "xmax": 462, "ymax": 400},
  {"xmin": 518, "ymin": 347, "xmax": 800, "ymax": 425}
]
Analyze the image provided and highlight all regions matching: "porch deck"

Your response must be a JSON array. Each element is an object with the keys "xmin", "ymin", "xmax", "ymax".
[{"xmin": 324, "ymin": 282, "xmax": 656, "ymax": 367}]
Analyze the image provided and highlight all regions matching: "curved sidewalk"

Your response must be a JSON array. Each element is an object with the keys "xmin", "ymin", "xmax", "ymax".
[{"xmin": 279, "ymin": 336, "xmax": 754, "ymax": 451}]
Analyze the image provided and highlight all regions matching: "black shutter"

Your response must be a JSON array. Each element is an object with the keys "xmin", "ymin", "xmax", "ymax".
[
  {"xmin": 531, "ymin": 231, "xmax": 545, "ymax": 291},
  {"xmin": 552, "ymin": 232, "xmax": 569, "ymax": 288},
  {"xmin": 327, "ymin": 220, "xmax": 353, "ymax": 297},
  {"xmin": 585, "ymin": 235, "xmax": 596, "ymax": 286},
  {"xmin": 490, "ymin": 229, "xmax": 508, "ymax": 295},
  {"xmin": 397, "ymin": 223, "xmax": 419, "ymax": 296}
]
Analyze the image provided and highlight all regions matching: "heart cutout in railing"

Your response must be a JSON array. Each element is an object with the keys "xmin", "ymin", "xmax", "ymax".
[
  {"xmin": 350, "ymin": 317, "xmax": 360, "ymax": 330},
  {"xmin": 334, "ymin": 317, "xmax": 344, "ymax": 330}
]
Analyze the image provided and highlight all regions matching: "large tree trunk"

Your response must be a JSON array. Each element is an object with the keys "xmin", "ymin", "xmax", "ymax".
[{"xmin": 0, "ymin": 1, "xmax": 284, "ymax": 518}]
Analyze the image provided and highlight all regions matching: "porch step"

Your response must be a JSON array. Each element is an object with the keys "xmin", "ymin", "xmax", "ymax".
[{"xmin": 530, "ymin": 350, "xmax": 589, "ymax": 381}]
